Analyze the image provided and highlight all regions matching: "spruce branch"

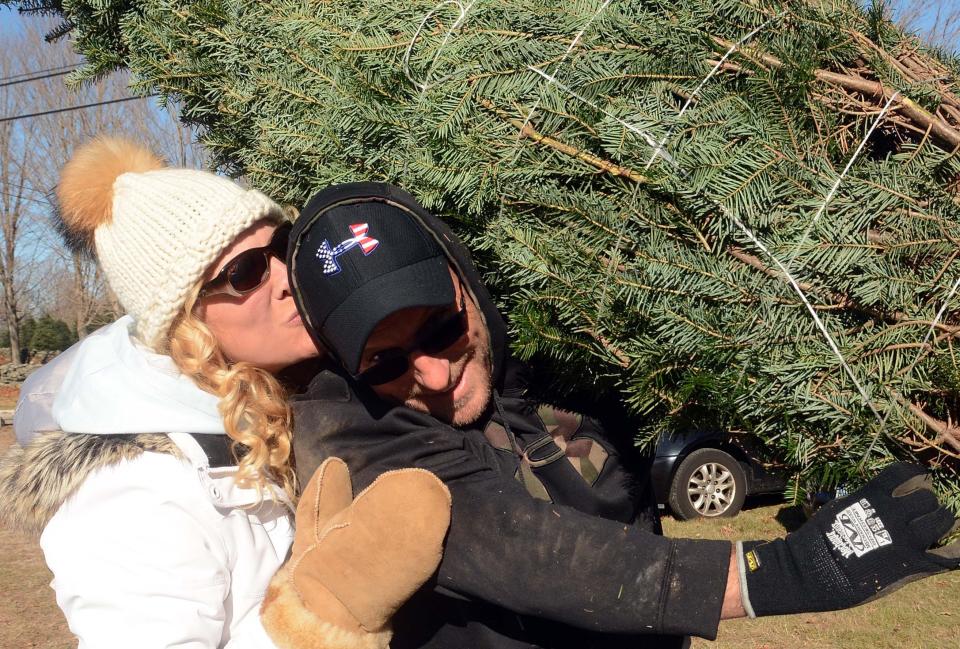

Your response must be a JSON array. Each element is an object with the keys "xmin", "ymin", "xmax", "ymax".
[
  {"xmin": 712, "ymin": 35, "xmax": 960, "ymax": 151},
  {"xmin": 905, "ymin": 400, "xmax": 960, "ymax": 452},
  {"xmin": 477, "ymin": 98, "xmax": 648, "ymax": 183},
  {"xmin": 484, "ymin": 97, "xmax": 934, "ymax": 328}
]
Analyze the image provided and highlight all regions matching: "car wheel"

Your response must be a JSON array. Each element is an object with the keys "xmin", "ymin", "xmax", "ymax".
[{"xmin": 668, "ymin": 448, "xmax": 747, "ymax": 520}]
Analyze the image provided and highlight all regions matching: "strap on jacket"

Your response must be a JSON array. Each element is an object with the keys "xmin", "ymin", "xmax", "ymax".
[{"xmin": 192, "ymin": 434, "xmax": 236, "ymax": 468}]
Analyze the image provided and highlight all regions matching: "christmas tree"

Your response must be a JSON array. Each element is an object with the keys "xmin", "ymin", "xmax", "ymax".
[{"xmin": 10, "ymin": 0, "xmax": 960, "ymax": 501}]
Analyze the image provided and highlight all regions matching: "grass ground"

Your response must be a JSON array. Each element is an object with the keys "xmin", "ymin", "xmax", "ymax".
[
  {"xmin": 0, "ymin": 419, "xmax": 957, "ymax": 648},
  {"xmin": 663, "ymin": 497, "xmax": 960, "ymax": 649}
]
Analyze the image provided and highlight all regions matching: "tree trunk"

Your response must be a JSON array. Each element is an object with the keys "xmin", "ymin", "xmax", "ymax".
[
  {"xmin": 73, "ymin": 251, "xmax": 88, "ymax": 339},
  {"xmin": 3, "ymin": 282, "xmax": 20, "ymax": 363}
]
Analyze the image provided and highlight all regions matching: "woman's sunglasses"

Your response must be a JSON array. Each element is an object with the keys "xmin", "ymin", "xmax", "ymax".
[
  {"xmin": 357, "ymin": 290, "xmax": 469, "ymax": 386},
  {"xmin": 199, "ymin": 222, "xmax": 292, "ymax": 299}
]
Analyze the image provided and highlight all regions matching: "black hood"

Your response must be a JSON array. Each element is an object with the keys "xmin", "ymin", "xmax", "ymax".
[{"xmin": 288, "ymin": 181, "xmax": 509, "ymax": 390}]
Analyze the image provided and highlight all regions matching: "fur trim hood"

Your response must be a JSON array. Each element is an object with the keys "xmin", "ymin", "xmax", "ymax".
[
  {"xmin": 3, "ymin": 316, "xmax": 229, "ymax": 534},
  {"xmin": 0, "ymin": 432, "xmax": 180, "ymax": 534}
]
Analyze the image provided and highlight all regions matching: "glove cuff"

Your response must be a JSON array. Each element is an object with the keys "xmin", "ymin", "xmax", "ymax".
[
  {"xmin": 734, "ymin": 541, "xmax": 757, "ymax": 619},
  {"xmin": 261, "ymin": 565, "xmax": 393, "ymax": 649},
  {"xmin": 737, "ymin": 538, "xmax": 809, "ymax": 618}
]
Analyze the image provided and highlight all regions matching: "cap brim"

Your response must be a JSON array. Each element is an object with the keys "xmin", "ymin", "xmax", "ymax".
[{"xmin": 322, "ymin": 255, "xmax": 456, "ymax": 375}]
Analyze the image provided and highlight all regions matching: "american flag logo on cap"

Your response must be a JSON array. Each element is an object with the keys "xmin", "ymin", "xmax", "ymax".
[{"xmin": 316, "ymin": 223, "xmax": 380, "ymax": 275}]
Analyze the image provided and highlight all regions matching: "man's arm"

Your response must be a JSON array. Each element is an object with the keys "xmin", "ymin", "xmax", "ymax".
[
  {"xmin": 292, "ymin": 381, "xmax": 958, "ymax": 638},
  {"xmin": 733, "ymin": 463, "xmax": 960, "ymax": 618},
  {"xmin": 294, "ymin": 391, "xmax": 732, "ymax": 639},
  {"xmin": 703, "ymin": 464, "xmax": 960, "ymax": 623}
]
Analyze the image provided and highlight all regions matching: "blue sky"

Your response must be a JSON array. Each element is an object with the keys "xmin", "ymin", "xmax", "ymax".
[{"xmin": 0, "ymin": 6, "xmax": 26, "ymax": 35}]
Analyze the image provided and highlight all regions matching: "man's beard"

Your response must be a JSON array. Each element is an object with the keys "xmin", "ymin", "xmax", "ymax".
[
  {"xmin": 449, "ymin": 357, "xmax": 492, "ymax": 426},
  {"xmin": 404, "ymin": 346, "xmax": 493, "ymax": 427}
]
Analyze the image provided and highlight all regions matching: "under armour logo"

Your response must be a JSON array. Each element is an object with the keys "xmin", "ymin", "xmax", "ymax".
[{"xmin": 316, "ymin": 223, "xmax": 380, "ymax": 275}]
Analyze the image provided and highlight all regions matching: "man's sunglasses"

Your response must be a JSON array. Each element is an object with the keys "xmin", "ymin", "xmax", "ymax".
[
  {"xmin": 357, "ymin": 290, "xmax": 469, "ymax": 386},
  {"xmin": 199, "ymin": 222, "xmax": 292, "ymax": 299}
]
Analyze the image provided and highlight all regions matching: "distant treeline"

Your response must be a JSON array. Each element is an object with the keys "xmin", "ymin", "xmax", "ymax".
[{"xmin": 0, "ymin": 315, "xmax": 78, "ymax": 362}]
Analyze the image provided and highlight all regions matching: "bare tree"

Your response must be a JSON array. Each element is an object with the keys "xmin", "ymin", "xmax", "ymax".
[
  {"xmin": 0, "ymin": 26, "xmax": 45, "ymax": 362},
  {"xmin": 882, "ymin": 0, "xmax": 960, "ymax": 51},
  {"xmin": 0, "ymin": 133, "xmax": 30, "ymax": 362},
  {"xmin": 0, "ymin": 18, "xmax": 206, "ymax": 347}
]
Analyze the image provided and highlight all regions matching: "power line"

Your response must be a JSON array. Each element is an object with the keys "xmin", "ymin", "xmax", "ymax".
[
  {"xmin": 0, "ymin": 68, "xmax": 77, "ymax": 89},
  {"xmin": 0, "ymin": 189, "xmax": 52, "ymax": 206},
  {"xmin": 0, "ymin": 63, "xmax": 78, "ymax": 83},
  {"xmin": 0, "ymin": 95, "xmax": 158, "ymax": 124},
  {"xmin": 0, "ymin": 63, "xmax": 79, "ymax": 84}
]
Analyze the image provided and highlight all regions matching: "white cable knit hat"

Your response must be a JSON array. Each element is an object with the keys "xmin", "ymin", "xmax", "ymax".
[{"xmin": 56, "ymin": 136, "xmax": 284, "ymax": 351}]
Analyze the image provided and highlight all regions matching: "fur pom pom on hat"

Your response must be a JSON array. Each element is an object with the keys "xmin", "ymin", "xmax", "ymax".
[{"xmin": 56, "ymin": 136, "xmax": 284, "ymax": 351}]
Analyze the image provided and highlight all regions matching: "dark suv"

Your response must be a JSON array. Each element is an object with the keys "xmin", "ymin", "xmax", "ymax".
[{"xmin": 651, "ymin": 430, "xmax": 788, "ymax": 519}]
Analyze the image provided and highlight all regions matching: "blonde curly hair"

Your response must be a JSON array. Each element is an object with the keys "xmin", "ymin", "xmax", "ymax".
[{"xmin": 167, "ymin": 281, "xmax": 297, "ymax": 502}]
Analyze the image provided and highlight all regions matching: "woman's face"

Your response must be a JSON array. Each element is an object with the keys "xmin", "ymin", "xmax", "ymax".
[{"xmin": 198, "ymin": 220, "xmax": 319, "ymax": 372}]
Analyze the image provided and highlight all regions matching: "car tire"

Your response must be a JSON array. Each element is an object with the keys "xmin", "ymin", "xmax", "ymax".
[{"xmin": 668, "ymin": 448, "xmax": 747, "ymax": 520}]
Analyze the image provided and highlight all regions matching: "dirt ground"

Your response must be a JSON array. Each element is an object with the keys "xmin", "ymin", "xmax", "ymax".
[
  {"xmin": 0, "ymin": 426, "xmax": 73, "ymax": 648},
  {"xmin": 0, "ymin": 385, "xmax": 19, "ymax": 409},
  {"xmin": 1, "ymin": 422, "xmax": 958, "ymax": 648}
]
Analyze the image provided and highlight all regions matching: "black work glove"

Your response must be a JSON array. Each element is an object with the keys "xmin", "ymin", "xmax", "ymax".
[{"xmin": 736, "ymin": 462, "xmax": 960, "ymax": 617}]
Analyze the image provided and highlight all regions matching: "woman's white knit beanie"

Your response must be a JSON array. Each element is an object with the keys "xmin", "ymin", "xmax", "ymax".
[{"xmin": 56, "ymin": 137, "xmax": 283, "ymax": 351}]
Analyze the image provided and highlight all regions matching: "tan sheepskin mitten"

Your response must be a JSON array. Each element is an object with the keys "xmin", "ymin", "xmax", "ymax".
[{"xmin": 261, "ymin": 458, "xmax": 452, "ymax": 649}]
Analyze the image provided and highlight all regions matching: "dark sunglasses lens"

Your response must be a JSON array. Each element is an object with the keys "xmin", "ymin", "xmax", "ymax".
[
  {"xmin": 360, "ymin": 354, "xmax": 410, "ymax": 386},
  {"xmin": 420, "ymin": 310, "xmax": 467, "ymax": 355},
  {"xmin": 227, "ymin": 251, "xmax": 270, "ymax": 293},
  {"xmin": 270, "ymin": 223, "xmax": 292, "ymax": 257}
]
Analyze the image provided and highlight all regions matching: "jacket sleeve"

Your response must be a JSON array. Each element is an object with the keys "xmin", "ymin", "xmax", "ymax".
[
  {"xmin": 39, "ymin": 452, "xmax": 279, "ymax": 649},
  {"xmin": 293, "ymin": 394, "xmax": 730, "ymax": 640}
]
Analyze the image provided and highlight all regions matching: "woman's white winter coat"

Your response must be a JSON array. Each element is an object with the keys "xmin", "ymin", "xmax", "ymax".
[{"xmin": 2, "ymin": 317, "xmax": 293, "ymax": 648}]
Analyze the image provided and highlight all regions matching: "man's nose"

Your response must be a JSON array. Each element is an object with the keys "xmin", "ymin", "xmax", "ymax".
[{"xmin": 409, "ymin": 352, "xmax": 453, "ymax": 392}]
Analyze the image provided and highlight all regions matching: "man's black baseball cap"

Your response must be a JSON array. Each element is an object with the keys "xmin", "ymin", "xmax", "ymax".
[{"xmin": 288, "ymin": 182, "xmax": 455, "ymax": 375}]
